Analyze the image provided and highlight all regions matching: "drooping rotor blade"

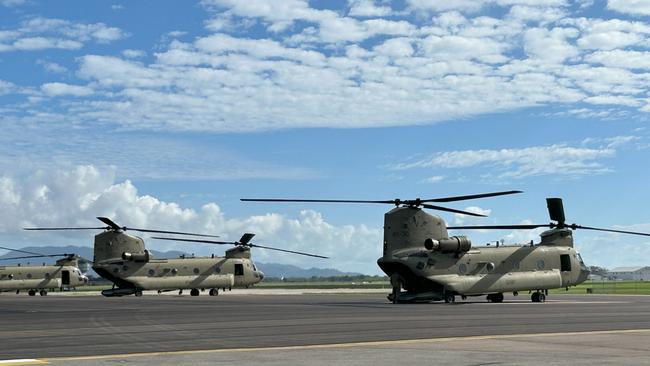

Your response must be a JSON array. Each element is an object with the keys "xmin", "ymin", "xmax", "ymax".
[
  {"xmin": 546, "ymin": 198, "xmax": 566, "ymax": 225},
  {"xmin": 152, "ymin": 237, "xmax": 238, "ymax": 245},
  {"xmin": 97, "ymin": 217, "xmax": 121, "ymax": 230},
  {"xmin": 421, "ymin": 204, "xmax": 488, "ymax": 217},
  {"xmin": 448, "ymin": 224, "xmax": 551, "ymax": 230},
  {"xmin": 248, "ymin": 243, "xmax": 329, "ymax": 258},
  {"xmin": 241, "ymin": 198, "xmax": 396, "ymax": 204},
  {"xmin": 0, "ymin": 246, "xmax": 45, "ymax": 256},
  {"xmin": 150, "ymin": 236, "xmax": 328, "ymax": 258},
  {"xmin": 0, "ymin": 253, "xmax": 73, "ymax": 261},
  {"xmin": 565, "ymin": 224, "xmax": 650, "ymax": 237},
  {"xmin": 24, "ymin": 227, "xmax": 107, "ymax": 231},
  {"xmin": 423, "ymin": 190, "xmax": 523, "ymax": 203}
]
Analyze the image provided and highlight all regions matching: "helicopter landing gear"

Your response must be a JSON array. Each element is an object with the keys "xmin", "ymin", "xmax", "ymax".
[
  {"xmin": 389, "ymin": 273, "xmax": 402, "ymax": 304},
  {"xmin": 531, "ymin": 291, "xmax": 546, "ymax": 303},
  {"xmin": 209, "ymin": 288, "xmax": 219, "ymax": 296},
  {"xmin": 486, "ymin": 293, "xmax": 504, "ymax": 303},
  {"xmin": 444, "ymin": 293, "xmax": 455, "ymax": 304},
  {"xmin": 190, "ymin": 288, "xmax": 200, "ymax": 296},
  {"xmin": 28, "ymin": 289, "xmax": 36, "ymax": 296},
  {"xmin": 135, "ymin": 290, "xmax": 143, "ymax": 297},
  {"xmin": 178, "ymin": 289, "xmax": 183, "ymax": 295},
  {"xmin": 39, "ymin": 290, "xmax": 47, "ymax": 296}
]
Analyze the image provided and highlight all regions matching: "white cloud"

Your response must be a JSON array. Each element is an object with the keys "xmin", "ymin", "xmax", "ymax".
[
  {"xmin": 37, "ymin": 60, "xmax": 68, "ymax": 74},
  {"xmin": 0, "ymin": 17, "xmax": 127, "ymax": 52},
  {"xmin": 6, "ymin": 165, "xmax": 382, "ymax": 273},
  {"xmin": 388, "ymin": 143, "xmax": 624, "ymax": 180},
  {"xmin": 422, "ymin": 175, "xmax": 445, "ymax": 183},
  {"xmin": 122, "ymin": 49, "xmax": 146, "ymax": 58},
  {"xmin": 1, "ymin": 0, "xmax": 25, "ymax": 6},
  {"xmin": 0, "ymin": 79, "xmax": 14, "ymax": 95},
  {"xmin": 41, "ymin": 82, "xmax": 93, "ymax": 97},
  {"xmin": 348, "ymin": 0, "xmax": 393, "ymax": 17},
  {"xmin": 607, "ymin": 0, "xmax": 650, "ymax": 16},
  {"xmin": 586, "ymin": 50, "xmax": 650, "ymax": 70}
]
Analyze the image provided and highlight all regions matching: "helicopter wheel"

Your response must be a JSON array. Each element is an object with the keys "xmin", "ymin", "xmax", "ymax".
[
  {"xmin": 190, "ymin": 288, "xmax": 200, "ymax": 296},
  {"xmin": 444, "ymin": 294, "xmax": 455, "ymax": 304},
  {"xmin": 39, "ymin": 290, "xmax": 47, "ymax": 296},
  {"xmin": 209, "ymin": 288, "xmax": 219, "ymax": 296},
  {"xmin": 135, "ymin": 290, "xmax": 143, "ymax": 297},
  {"xmin": 531, "ymin": 292, "xmax": 546, "ymax": 303},
  {"xmin": 487, "ymin": 293, "xmax": 504, "ymax": 303},
  {"xmin": 28, "ymin": 290, "xmax": 36, "ymax": 296}
]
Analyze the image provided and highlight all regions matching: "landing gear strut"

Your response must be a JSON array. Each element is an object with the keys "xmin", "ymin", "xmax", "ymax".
[
  {"xmin": 444, "ymin": 293, "xmax": 455, "ymax": 304},
  {"xmin": 39, "ymin": 290, "xmax": 47, "ymax": 296},
  {"xmin": 209, "ymin": 288, "xmax": 219, "ymax": 296},
  {"xmin": 389, "ymin": 273, "xmax": 401, "ymax": 304}
]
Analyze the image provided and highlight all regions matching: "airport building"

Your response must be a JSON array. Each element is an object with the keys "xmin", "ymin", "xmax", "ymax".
[{"xmin": 607, "ymin": 266, "xmax": 650, "ymax": 281}]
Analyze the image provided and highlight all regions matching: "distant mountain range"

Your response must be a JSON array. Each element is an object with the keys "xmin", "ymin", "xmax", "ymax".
[{"xmin": 0, "ymin": 245, "xmax": 361, "ymax": 278}]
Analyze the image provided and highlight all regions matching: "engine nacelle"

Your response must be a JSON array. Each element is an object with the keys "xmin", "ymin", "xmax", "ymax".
[
  {"xmin": 424, "ymin": 236, "xmax": 472, "ymax": 253},
  {"xmin": 122, "ymin": 250, "xmax": 151, "ymax": 262}
]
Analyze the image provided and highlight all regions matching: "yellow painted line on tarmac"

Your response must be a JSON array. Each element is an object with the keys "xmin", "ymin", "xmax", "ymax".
[
  {"xmin": 0, "ymin": 359, "xmax": 49, "ymax": 365},
  {"xmin": 43, "ymin": 328, "xmax": 650, "ymax": 363}
]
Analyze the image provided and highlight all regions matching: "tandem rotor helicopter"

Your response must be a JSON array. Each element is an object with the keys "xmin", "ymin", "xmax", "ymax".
[
  {"xmin": 25, "ymin": 217, "xmax": 326, "ymax": 297},
  {"xmin": 242, "ymin": 191, "xmax": 650, "ymax": 304},
  {"xmin": 0, "ymin": 246, "xmax": 88, "ymax": 296}
]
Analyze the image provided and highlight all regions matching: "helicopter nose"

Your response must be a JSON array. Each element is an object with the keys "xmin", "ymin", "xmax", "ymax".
[{"xmin": 257, "ymin": 271, "xmax": 265, "ymax": 280}]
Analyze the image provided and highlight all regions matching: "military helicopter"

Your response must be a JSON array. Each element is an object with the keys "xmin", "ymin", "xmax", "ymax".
[
  {"xmin": 242, "ymin": 192, "xmax": 650, "ymax": 303},
  {"xmin": 25, "ymin": 217, "xmax": 326, "ymax": 297},
  {"xmin": 0, "ymin": 246, "xmax": 89, "ymax": 296}
]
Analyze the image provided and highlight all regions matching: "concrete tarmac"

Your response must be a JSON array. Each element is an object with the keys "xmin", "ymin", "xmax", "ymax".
[{"xmin": 1, "ymin": 293, "xmax": 649, "ymax": 364}]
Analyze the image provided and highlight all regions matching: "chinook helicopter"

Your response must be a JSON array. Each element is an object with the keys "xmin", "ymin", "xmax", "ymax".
[
  {"xmin": 0, "ymin": 246, "xmax": 89, "ymax": 296},
  {"xmin": 25, "ymin": 217, "xmax": 326, "ymax": 297},
  {"xmin": 242, "ymin": 192, "xmax": 650, "ymax": 303}
]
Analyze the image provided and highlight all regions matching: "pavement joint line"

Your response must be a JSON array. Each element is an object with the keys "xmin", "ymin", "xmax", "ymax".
[{"xmin": 42, "ymin": 328, "xmax": 650, "ymax": 362}]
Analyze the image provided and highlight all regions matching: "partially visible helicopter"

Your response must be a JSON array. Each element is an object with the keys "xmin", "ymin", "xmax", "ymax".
[
  {"xmin": 25, "ymin": 217, "xmax": 326, "ymax": 297},
  {"xmin": 0, "ymin": 246, "xmax": 88, "ymax": 296},
  {"xmin": 242, "ymin": 192, "xmax": 650, "ymax": 303}
]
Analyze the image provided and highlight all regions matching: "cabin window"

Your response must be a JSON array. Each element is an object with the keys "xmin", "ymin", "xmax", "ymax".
[
  {"xmin": 44, "ymin": 273, "xmax": 50, "ymax": 279},
  {"xmin": 148, "ymin": 269, "xmax": 155, "ymax": 277},
  {"xmin": 560, "ymin": 254, "xmax": 571, "ymax": 272},
  {"xmin": 513, "ymin": 261, "xmax": 520, "ymax": 270},
  {"xmin": 26, "ymin": 273, "xmax": 32, "ymax": 279},
  {"xmin": 214, "ymin": 266, "xmax": 221, "ymax": 273},
  {"xmin": 458, "ymin": 264, "xmax": 467, "ymax": 274},
  {"xmin": 537, "ymin": 260, "xmax": 545, "ymax": 270},
  {"xmin": 193, "ymin": 268, "xmax": 200, "ymax": 275},
  {"xmin": 235, "ymin": 263, "xmax": 244, "ymax": 276}
]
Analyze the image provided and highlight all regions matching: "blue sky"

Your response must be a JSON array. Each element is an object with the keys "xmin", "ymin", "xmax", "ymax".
[{"xmin": 1, "ymin": 0, "xmax": 650, "ymax": 274}]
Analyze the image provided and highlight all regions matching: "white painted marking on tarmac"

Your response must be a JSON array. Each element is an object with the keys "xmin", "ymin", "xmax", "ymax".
[{"xmin": 44, "ymin": 328, "xmax": 650, "ymax": 363}]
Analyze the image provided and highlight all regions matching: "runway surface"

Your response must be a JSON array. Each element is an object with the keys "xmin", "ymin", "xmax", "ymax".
[{"xmin": 1, "ymin": 292, "xmax": 650, "ymax": 364}]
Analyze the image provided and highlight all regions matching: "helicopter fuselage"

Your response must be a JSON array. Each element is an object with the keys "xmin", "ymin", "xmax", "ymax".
[
  {"xmin": 379, "ymin": 206, "xmax": 590, "ymax": 301},
  {"xmin": 0, "ymin": 264, "xmax": 88, "ymax": 294}
]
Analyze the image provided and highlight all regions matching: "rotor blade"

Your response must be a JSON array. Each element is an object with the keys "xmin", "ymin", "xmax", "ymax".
[
  {"xmin": 0, "ymin": 246, "xmax": 45, "ymax": 256},
  {"xmin": 151, "ymin": 237, "xmax": 235, "ymax": 245},
  {"xmin": 448, "ymin": 224, "xmax": 551, "ymax": 230},
  {"xmin": 241, "ymin": 198, "xmax": 395, "ymax": 204},
  {"xmin": 248, "ymin": 243, "xmax": 328, "ymax": 259},
  {"xmin": 0, "ymin": 253, "xmax": 72, "ymax": 261},
  {"xmin": 568, "ymin": 224, "xmax": 650, "ymax": 237},
  {"xmin": 127, "ymin": 228, "xmax": 220, "ymax": 238},
  {"xmin": 97, "ymin": 217, "xmax": 122, "ymax": 230},
  {"xmin": 421, "ymin": 204, "xmax": 488, "ymax": 217},
  {"xmin": 24, "ymin": 227, "xmax": 107, "ymax": 231},
  {"xmin": 239, "ymin": 233, "xmax": 255, "ymax": 245},
  {"xmin": 423, "ymin": 190, "xmax": 523, "ymax": 203},
  {"xmin": 546, "ymin": 198, "xmax": 566, "ymax": 224}
]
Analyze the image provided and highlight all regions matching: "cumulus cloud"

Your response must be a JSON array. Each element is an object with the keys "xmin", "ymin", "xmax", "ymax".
[
  {"xmin": 6, "ymin": 165, "xmax": 382, "ymax": 273},
  {"xmin": 0, "ymin": 17, "xmax": 127, "ymax": 52}
]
